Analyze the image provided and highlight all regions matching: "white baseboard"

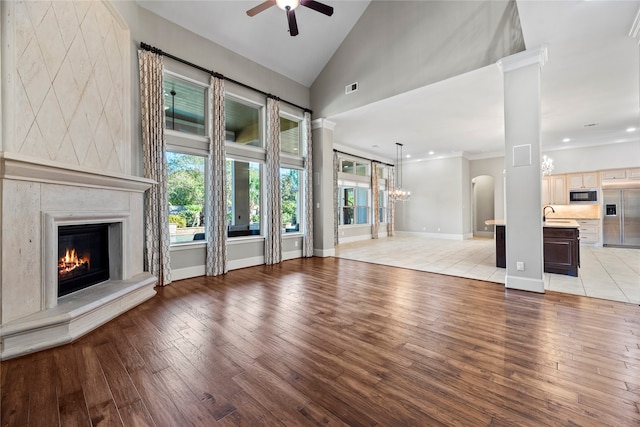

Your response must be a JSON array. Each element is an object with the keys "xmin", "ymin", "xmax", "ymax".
[
  {"xmin": 283, "ymin": 249, "xmax": 303, "ymax": 260},
  {"xmin": 505, "ymin": 275, "xmax": 545, "ymax": 293},
  {"xmin": 314, "ymin": 247, "xmax": 335, "ymax": 257},
  {"xmin": 171, "ymin": 265, "xmax": 206, "ymax": 281},
  {"xmin": 228, "ymin": 256, "xmax": 265, "ymax": 271}
]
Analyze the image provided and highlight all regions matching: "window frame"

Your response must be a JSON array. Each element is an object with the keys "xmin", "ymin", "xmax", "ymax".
[
  {"xmin": 163, "ymin": 68, "xmax": 210, "ymax": 247},
  {"xmin": 280, "ymin": 166, "xmax": 303, "ymax": 235},
  {"xmin": 225, "ymin": 157, "xmax": 264, "ymax": 239},
  {"xmin": 224, "ymin": 93, "xmax": 264, "ymax": 149},
  {"xmin": 163, "ymin": 70, "xmax": 210, "ymax": 143}
]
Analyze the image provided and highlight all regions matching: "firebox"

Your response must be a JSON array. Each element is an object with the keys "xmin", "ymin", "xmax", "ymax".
[{"xmin": 58, "ymin": 224, "xmax": 110, "ymax": 297}]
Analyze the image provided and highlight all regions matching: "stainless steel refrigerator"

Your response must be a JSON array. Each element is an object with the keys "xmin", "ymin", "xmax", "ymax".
[{"xmin": 603, "ymin": 187, "xmax": 640, "ymax": 247}]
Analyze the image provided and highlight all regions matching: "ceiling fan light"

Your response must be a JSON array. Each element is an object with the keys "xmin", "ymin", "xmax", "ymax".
[{"xmin": 276, "ymin": 0, "xmax": 300, "ymax": 10}]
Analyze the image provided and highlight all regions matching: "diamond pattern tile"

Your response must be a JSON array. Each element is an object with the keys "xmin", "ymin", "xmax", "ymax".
[
  {"xmin": 36, "ymin": 6, "xmax": 66, "ymax": 80},
  {"xmin": 11, "ymin": 0, "xmax": 129, "ymax": 174}
]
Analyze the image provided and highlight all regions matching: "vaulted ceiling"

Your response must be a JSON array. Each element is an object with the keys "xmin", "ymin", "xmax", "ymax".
[{"xmin": 138, "ymin": 1, "xmax": 639, "ymax": 162}]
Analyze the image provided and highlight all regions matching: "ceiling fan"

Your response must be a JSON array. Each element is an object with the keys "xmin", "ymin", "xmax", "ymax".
[{"xmin": 246, "ymin": 0, "xmax": 334, "ymax": 37}]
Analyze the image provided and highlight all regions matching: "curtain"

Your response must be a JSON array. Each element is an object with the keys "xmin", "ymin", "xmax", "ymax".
[
  {"xmin": 333, "ymin": 151, "xmax": 340, "ymax": 246},
  {"xmin": 265, "ymin": 97, "xmax": 282, "ymax": 265},
  {"xmin": 387, "ymin": 166, "xmax": 396, "ymax": 237},
  {"xmin": 138, "ymin": 49, "xmax": 171, "ymax": 286},
  {"xmin": 205, "ymin": 75, "xmax": 228, "ymax": 276},
  {"xmin": 302, "ymin": 112, "xmax": 314, "ymax": 257},
  {"xmin": 371, "ymin": 162, "xmax": 380, "ymax": 239}
]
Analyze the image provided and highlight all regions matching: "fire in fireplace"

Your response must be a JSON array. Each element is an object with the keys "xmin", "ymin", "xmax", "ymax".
[{"xmin": 58, "ymin": 224, "xmax": 110, "ymax": 297}]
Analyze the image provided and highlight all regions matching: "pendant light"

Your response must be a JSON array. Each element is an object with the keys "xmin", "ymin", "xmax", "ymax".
[{"xmin": 390, "ymin": 142, "xmax": 410, "ymax": 202}]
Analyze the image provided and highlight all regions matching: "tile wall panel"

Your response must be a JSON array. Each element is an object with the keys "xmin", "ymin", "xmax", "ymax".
[{"xmin": 10, "ymin": 0, "xmax": 129, "ymax": 174}]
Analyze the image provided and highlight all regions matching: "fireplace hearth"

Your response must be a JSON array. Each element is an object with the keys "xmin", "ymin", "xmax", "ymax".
[{"xmin": 58, "ymin": 224, "xmax": 110, "ymax": 297}]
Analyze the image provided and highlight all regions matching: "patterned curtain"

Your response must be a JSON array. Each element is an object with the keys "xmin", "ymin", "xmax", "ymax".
[
  {"xmin": 387, "ymin": 166, "xmax": 396, "ymax": 237},
  {"xmin": 265, "ymin": 97, "xmax": 282, "ymax": 265},
  {"xmin": 138, "ymin": 49, "xmax": 171, "ymax": 286},
  {"xmin": 302, "ymin": 112, "xmax": 314, "ymax": 257},
  {"xmin": 205, "ymin": 75, "xmax": 227, "ymax": 276},
  {"xmin": 333, "ymin": 151, "xmax": 340, "ymax": 245},
  {"xmin": 371, "ymin": 162, "xmax": 380, "ymax": 239}
]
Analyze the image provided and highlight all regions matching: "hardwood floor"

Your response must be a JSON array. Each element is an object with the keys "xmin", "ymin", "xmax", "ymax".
[{"xmin": 2, "ymin": 257, "xmax": 639, "ymax": 426}]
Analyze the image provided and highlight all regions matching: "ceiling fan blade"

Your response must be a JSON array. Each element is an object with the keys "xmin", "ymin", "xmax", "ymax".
[
  {"xmin": 300, "ymin": 0, "xmax": 334, "ymax": 16},
  {"xmin": 246, "ymin": 0, "xmax": 276, "ymax": 17},
  {"xmin": 287, "ymin": 9, "xmax": 299, "ymax": 36}
]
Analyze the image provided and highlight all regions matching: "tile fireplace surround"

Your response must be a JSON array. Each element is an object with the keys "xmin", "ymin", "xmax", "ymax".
[{"xmin": 0, "ymin": 154, "xmax": 158, "ymax": 360}]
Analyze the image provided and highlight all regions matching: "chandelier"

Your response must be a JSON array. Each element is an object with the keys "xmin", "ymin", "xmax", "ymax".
[
  {"xmin": 541, "ymin": 155, "xmax": 554, "ymax": 176},
  {"xmin": 389, "ymin": 142, "xmax": 410, "ymax": 202}
]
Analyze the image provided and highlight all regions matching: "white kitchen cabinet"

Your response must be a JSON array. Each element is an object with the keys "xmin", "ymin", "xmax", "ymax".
[
  {"xmin": 601, "ymin": 169, "xmax": 627, "ymax": 180},
  {"xmin": 542, "ymin": 175, "xmax": 566, "ymax": 205},
  {"xmin": 627, "ymin": 168, "xmax": 640, "ymax": 179},
  {"xmin": 575, "ymin": 219, "xmax": 600, "ymax": 245},
  {"xmin": 567, "ymin": 172, "xmax": 599, "ymax": 189}
]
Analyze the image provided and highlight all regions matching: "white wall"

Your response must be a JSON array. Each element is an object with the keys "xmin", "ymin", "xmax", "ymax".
[
  {"xmin": 396, "ymin": 156, "xmax": 470, "ymax": 238},
  {"xmin": 311, "ymin": 1, "xmax": 524, "ymax": 118},
  {"xmin": 543, "ymin": 141, "xmax": 640, "ymax": 175}
]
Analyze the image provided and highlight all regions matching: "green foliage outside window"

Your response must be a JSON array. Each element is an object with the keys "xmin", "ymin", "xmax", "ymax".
[
  {"xmin": 167, "ymin": 152, "xmax": 205, "ymax": 227},
  {"xmin": 281, "ymin": 168, "xmax": 299, "ymax": 227}
]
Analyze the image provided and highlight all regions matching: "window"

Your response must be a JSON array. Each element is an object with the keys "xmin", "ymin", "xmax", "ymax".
[
  {"xmin": 167, "ymin": 152, "xmax": 206, "ymax": 243},
  {"xmin": 378, "ymin": 189, "xmax": 387, "ymax": 223},
  {"xmin": 281, "ymin": 168, "xmax": 301, "ymax": 233},
  {"xmin": 225, "ymin": 98, "xmax": 261, "ymax": 147},
  {"xmin": 339, "ymin": 186, "xmax": 369, "ymax": 225},
  {"xmin": 341, "ymin": 159, "xmax": 369, "ymax": 176},
  {"xmin": 226, "ymin": 159, "xmax": 261, "ymax": 237},
  {"xmin": 280, "ymin": 116, "xmax": 301, "ymax": 155},
  {"xmin": 164, "ymin": 74, "xmax": 206, "ymax": 136}
]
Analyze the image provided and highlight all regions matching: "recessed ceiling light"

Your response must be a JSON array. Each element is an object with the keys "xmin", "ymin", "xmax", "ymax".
[
  {"xmin": 562, "ymin": 138, "xmax": 571, "ymax": 143},
  {"xmin": 627, "ymin": 127, "xmax": 637, "ymax": 132},
  {"xmin": 428, "ymin": 151, "xmax": 434, "ymax": 155},
  {"xmin": 406, "ymin": 154, "xmax": 411, "ymax": 158}
]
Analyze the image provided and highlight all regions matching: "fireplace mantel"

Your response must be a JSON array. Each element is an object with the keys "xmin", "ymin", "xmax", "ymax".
[{"xmin": 1, "ymin": 153, "xmax": 156, "ymax": 192}]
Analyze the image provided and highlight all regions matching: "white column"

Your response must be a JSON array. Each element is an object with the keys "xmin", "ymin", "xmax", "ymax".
[
  {"xmin": 311, "ymin": 119, "xmax": 336, "ymax": 257},
  {"xmin": 497, "ymin": 47, "xmax": 548, "ymax": 293}
]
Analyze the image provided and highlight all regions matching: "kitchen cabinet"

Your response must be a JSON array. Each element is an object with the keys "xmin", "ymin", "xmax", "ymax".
[
  {"xmin": 627, "ymin": 168, "xmax": 640, "ymax": 179},
  {"xmin": 542, "ymin": 175, "xmax": 566, "ymax": 205},
  {"xmin": 601, "ymin": 169, "xmax": 628, "ymax": 180},
  {"xmin": 567, "ymin": 172, "xmax": 599, "ymax": 189},
  {"xmin": 543, "ymin": 226, "xmax": 580, "ymax": 277},
  {"xmin": 493, "ymin": 223, "xmax": 580, "ymax": 276},
  {"xmin": 496, "ymin": 225, "xmax": 506, "ymax": 268},
  {"xmin": 575, "ymin": 219, "xmax": 600, "ymax": 244}
]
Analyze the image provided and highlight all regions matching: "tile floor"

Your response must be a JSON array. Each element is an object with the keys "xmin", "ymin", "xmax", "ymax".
[{"xmin": 334, "ymin": 232, "xmax": 640, "ymax": 304}]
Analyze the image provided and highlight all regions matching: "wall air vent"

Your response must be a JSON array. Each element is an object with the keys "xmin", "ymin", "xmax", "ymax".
[{"xmin": 345, "ymin": 82, "xmax": 358, "ymax": 94}]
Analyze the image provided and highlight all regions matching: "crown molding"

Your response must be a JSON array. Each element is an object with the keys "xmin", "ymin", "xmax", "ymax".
[
  {"xmin": 311, "ymin": 118, "xmax": 336, "ymax": 130},
  {"xmin": 496, "ymin": 46, "xmax": 548, "ymax": 73}
]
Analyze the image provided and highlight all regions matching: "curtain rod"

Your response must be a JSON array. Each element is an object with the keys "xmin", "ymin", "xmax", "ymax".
[
  {"xmin": 333, "ymin": 149, "xmax": 394, "ymax": 167},
  {"xmin": 140, "ymin": 42, "xmax": 312, "ymax": 115}
]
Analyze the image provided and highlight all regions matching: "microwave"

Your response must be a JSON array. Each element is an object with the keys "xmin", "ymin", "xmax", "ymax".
[{"xmin": 569, "ymin": 189, "xmax": 598, "ymax": 204}]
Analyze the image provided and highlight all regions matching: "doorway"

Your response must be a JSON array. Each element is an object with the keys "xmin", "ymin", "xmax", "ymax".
[{"xmin": 472, "ymin": 175, "xmax": 495, "ymax": 238}]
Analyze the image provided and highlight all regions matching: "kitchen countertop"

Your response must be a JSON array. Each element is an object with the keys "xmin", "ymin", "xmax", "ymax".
[
  {"xmin": 543, "ymin": 219, "xmax": 580, "ymax": 228},
  {"xmin": 484, "ymin": 219, "xmax": 580, "ymax": 228}
]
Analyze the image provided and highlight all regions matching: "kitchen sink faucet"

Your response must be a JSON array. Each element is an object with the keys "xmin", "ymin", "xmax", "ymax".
[{"xmin": 543, "ymin": 205, "xmax": 555, "ymax": 222}]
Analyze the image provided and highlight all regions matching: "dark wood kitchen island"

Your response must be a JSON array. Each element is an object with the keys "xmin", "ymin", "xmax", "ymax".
[{"xmin": 489, "ymin": 220, "xmax": 580, "ymax": 276}]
